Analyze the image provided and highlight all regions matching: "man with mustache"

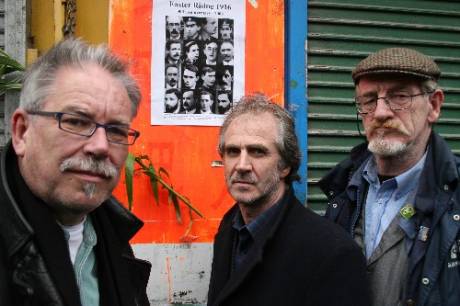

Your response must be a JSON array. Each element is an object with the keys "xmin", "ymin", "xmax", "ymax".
[
  {"xmin": 181, "ymin": 89, "xmax": 198, "ymax": 114},
  {"xmin": 208, "ymin": 94, "xmax": 370, "ymax": 306},
  {"xmin": 165, "ymin": 40, "xmax": 182, "ymax": 65},
  {"xmin": 319, "ymin": 48, "xmax": 460, "ymax": 306},
  {"xmin": 0, "ymin": 38, "xmax": 151, "ymax": 306},
  {"xmin": 166, "ymin": 16, "xmax": 182, "ymax": 40},
  {"xmin": 165, "ymin": 64, "xmax": 179, "ymax": 89}
]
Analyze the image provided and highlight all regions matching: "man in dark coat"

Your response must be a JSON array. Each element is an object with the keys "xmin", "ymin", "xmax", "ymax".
[
  {"xmin": 207, "ymin": 94, "xmax": 370, "ymax": 306},
  {"xmin": 0, "ymin": 38, "xmax": 151, "ymax": 306},
  {"xmin": 320, "ymin": 48, "xmax": 460, "ymax": 306}
]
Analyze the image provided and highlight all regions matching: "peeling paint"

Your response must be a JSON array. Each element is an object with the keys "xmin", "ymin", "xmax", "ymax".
[
  {"xmin": 134, "ymin": 243, "xmax": 213, "ymax": 304},
  {"xmin": 290, "ymin": 79, "xmax": 298, "ymax": 88},
  {"xmin": 248, "ymin": 0, "xmax": 258, "ymax": 9}
]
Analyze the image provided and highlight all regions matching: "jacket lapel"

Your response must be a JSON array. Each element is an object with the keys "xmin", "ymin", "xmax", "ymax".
[
  {"xmin": 367, "ymin": 215, "xmax": 405, "ymax": 265},
  {"xmin": 212, "ymin": 191, "xmax": 293, "ymax": 305},
  {"xmin": 92, "ymin": 200, "xmax": 151, "ymax": 306}
]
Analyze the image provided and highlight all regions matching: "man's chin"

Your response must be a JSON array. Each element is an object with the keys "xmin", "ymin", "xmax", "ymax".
[{"xmin": 368, "ymin": 139, "xmax": 408, "ymax": 156}]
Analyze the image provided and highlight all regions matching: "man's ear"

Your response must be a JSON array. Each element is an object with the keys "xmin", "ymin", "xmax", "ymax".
[
  {"xmin": 280, "ymin": 166, "xmax": 291, "ymax": 179},
  {"xmin": 11, "ymin": 109, "xmax": 29, "ymax": 157},
  {"xmin": 427, "ymin": 89, "xmax": 444, "ymax": 123}
]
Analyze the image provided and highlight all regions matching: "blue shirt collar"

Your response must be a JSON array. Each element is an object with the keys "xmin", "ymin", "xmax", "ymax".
[
  {"xmin": 362, "ymin": 151, "xmax": 427, "ymax": 199},
  {"xmin": 232, "ymin": 191, "xmax": 287, "ymax": 240}
]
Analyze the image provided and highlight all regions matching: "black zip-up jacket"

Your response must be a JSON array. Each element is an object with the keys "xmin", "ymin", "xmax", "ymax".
[
  {"xmin": 0, "ymin": 142, "xmax": 151, "ymax": 306},
  {"xmin": 319, "ymin": 132, "xmax": 460, "ymax": 306}
]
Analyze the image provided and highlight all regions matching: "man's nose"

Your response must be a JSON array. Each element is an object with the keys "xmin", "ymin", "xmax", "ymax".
[
  {"xmin": 373, "ymin": 97, "xmax": 394, "ymax": 119},
  {"xmin": 83, "ymin": 127, "xmax": 110, "ymax": 157},
  {"xmin": 235, "ymin": 151, "xmax": 252, "ymax": 172}
]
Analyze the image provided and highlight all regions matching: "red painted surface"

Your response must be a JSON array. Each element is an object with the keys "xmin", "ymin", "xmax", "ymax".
[{"xmin": 109, "ymin": 0, "xmax": 285, "ymax": 243}]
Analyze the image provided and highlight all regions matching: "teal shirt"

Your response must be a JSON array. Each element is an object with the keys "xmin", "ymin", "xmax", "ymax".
[{"xmin": 63, "ymin": 217, "xmax": 99, "ymax": 306}]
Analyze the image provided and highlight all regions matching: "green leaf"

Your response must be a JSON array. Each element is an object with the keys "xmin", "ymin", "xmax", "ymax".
[
  {"xmin": 125, "ymin": 153, "xmax": 135, "ymax": 211},
  {"xmin": 0, "ymin": 53, "xmax": 24, "ymax": 71},
  {"xmin": 158, "ymin": 167, "xmax": 170, "ymax": 179},
  {"xmin": 148, "ymin": 165, "xmax": 160, "ymax": 206},
  {"xmin": 168, "ymin": 192, "xmax": 183, "ymax": 224}
]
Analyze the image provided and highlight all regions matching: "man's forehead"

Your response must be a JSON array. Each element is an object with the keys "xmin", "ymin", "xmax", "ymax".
[
  {"xmin": 356, "ymin": 76, "xmax": 420, "ymax": 93},
  {"xmin": 48, "ymin": 64, "xmax": 133, "ymax": 120},
  {"xmin": 225, "ymin": 113, "xmax": 278, "ymax": 137},
  {"xmin": 167, "ymin": 16, "xmax": 182, "ymax": 24}
]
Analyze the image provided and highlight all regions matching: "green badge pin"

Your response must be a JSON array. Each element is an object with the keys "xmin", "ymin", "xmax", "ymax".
[{"xmin": 400, "ymin": 203, "xmax": 416, "ymax": 219}]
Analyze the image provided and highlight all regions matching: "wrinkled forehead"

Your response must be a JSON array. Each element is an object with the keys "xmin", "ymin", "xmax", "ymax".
[{"xmin": 356, "ymin": 75, "xmax": 422, "ymax": 94}]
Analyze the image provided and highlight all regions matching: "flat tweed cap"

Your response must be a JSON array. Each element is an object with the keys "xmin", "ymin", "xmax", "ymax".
[{"xmin": 352, "ymin": 48, "xmax": 441, "ymax": 83}]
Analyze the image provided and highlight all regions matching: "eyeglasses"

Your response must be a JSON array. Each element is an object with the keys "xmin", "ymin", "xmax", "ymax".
[
  {"xmin": 27, "ymin": 111, "xmax": 140, "ymax": 145},
  {"xmin": 355, "ymin": 92, "xmax": 431, "ymax": 115}
]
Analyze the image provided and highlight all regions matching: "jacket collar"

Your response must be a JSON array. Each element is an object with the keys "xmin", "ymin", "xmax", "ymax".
[
  {"xmin": 0, "ymin": 141, "xmax": 146, "ymax": 306},
  {"xmin": 211, "ymin": 188, "xmax": 295, "ymax": 305},
  {"xmin": 415, "ymin": 132, "xmax": 459, "ymax": 216},
  {"xmin": 319, "ymin": 141, "xmax": 370, "ymax": 200},
  {"xmin": 0, "ymin": 141, "xmax": 34, "ymax": 257}
]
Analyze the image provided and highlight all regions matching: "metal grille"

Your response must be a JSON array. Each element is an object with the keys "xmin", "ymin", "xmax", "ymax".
[{"xmin": 307, "ymin": 0, "xmax": 460, "ymax": 212}]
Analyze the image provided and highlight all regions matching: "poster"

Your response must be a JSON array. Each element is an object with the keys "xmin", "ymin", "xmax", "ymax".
[{"xmin": 151, "ymin": 0, "xmax": 246, "ymax": 126}]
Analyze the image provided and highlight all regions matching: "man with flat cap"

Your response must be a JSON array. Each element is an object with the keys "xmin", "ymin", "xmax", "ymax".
[{"xmin": 320, "ymin": 47, "xmax": 460, "ymax": 306}]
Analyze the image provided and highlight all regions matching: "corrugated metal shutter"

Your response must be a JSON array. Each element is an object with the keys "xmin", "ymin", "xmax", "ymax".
[{"xmin": 307, "ymin": 0, "xmax": 460, "ymax": 213}]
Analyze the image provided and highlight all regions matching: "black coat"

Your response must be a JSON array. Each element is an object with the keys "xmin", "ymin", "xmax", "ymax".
[
  {"xmin": 0, "ymin": 143, "xmax": 151, "ymax": 306},
  {"xmin": 207, "ymin": 189, "xmax": 370, "ymax": 306}
]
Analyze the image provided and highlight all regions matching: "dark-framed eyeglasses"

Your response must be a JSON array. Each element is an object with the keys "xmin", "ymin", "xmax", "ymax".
[
  {"xmin": 355, "ymin": 92, "xmax": 431, "ymax": 115},
  {"xmin": 27, "ymin": 111, "xmax": 140, "ymax": 145}
]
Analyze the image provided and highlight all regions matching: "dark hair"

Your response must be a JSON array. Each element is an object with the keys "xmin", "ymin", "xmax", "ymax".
[
  {"xmin": 217, "ymin": 90, "xmax": 231, "ymax": 99},
  {"xmin": 166, "ymin": 40, "xmax": 181, "ymax": 50},
  {"xmin": 183, "ymin": 64, "xmax": 199, "ymax": 74},
  {"xmin": 200, "ymin": 90, "xmax": 214, "ymax": 101},
  {"xmin": 165, "ymin": 88, "xmax": 180, "ymax": 98},
  {"xmin": 204, "ymin": 39, "xmax": 218, "ymax": 48},
  {"xmin": 165, "ymin": 64, "xmax": 179, "ymax": 72},
  {"xmin": 218, "ymin": 93, "xmax": 301, "ymax": 184},
  {"xmin": 201, "ymin": 66, "xmax": 216, "ymax": 76},
  {"xmin": 220, "ymin": 19, "xmax": 233, "ymax": 29},
  {"xmin": 184, "ymin": 40, "xmax": 199, "ymax": 53},
  {"xmin": 21, "ymin": 37, "xmax": 141, "ymax": 117}
]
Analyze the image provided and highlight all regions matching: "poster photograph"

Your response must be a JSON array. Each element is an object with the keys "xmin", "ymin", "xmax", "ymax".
[{"xmin": 151, "ymin": 0, "xmax": 246, "ymax": 126}]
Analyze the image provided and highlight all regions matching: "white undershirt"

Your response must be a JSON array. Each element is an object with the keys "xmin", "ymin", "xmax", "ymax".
[{"xmin": 59, "ymin": 218, "xmax": 85, "ymax": 265}]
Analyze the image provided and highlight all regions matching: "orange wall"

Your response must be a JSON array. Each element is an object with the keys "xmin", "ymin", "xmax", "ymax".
[{"xmin": 109, "ymin": 0, "xmax": 285, "ymax": 243}]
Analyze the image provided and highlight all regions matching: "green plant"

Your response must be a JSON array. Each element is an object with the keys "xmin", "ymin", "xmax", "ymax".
[
  {"xmin": 0, "ymin": 49, "xmax": 25, "ymax": 93},
  {"xmin": 125, "ymin": 153, "xmax": 204, "ymax": 225}
]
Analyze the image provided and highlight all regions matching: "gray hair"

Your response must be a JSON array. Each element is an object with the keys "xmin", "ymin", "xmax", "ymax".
[
  {"xmin": 20, "ymin": 38, "xmax": 141, "ymax": 117},
  {"xmin": 218, "ymin": 93, "xmax": 301, "ymax": 184},
  {"xmin": 421, "ymin": 79, "xmax": 439, "ymax": 93}
]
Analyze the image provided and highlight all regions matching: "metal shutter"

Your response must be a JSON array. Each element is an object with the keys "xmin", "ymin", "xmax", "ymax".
[{"xmin": 307, "ymin": 0, "xmax": 460, "ymax": 213}]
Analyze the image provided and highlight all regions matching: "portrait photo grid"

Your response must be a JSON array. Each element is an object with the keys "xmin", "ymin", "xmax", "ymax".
[{"xmin": 164, "ymin": 16, "xmax": 234, "ymax": 116}]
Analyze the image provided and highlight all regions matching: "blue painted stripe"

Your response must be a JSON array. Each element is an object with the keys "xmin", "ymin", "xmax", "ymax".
[{"xmin": 285, "ymin": 0, "xmax": 308, "ymax": 204}]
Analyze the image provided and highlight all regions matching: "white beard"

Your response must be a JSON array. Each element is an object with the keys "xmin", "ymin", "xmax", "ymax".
[{"xmin": 368, "ymin": 138, "xmax": 408, "ymax": 156}]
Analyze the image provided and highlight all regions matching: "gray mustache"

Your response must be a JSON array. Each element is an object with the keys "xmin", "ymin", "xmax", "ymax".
[
  {"xmin": 60, "ymin": 157, "xmax": 118, "ymax": 179},
  {"xmin": 231, "ymin": 174, "xmax": 256, "ymax": 184}
]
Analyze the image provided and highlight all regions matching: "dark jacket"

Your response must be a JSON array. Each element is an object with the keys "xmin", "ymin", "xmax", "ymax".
[
  {"xmin": 207, "ymin": 189, "xmax": 370, "ymax": 306},
  {"xmin": 319, "ymin": 132, "xmax": 460, "ymax": 306},
  {"xmin": 0, "ymin": 143, "xmax": 151, "ymax": 306}
]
